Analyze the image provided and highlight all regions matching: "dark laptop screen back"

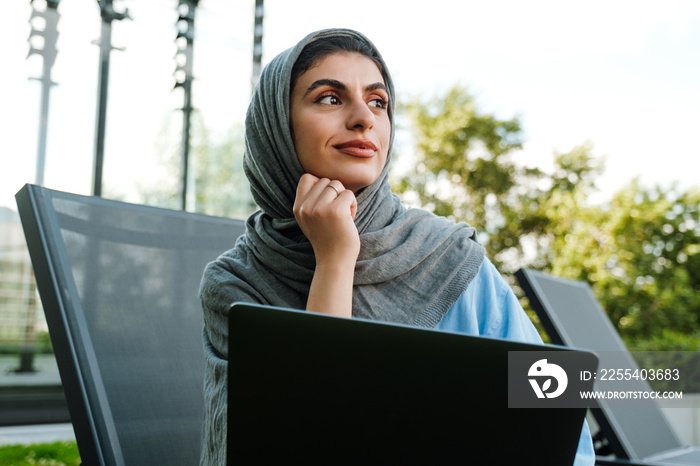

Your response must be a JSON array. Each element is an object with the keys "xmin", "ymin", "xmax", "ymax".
[
  {"xmin": 228, "ymin": 302, "xmax": 595, "ymax": 464},
  {"xmin": 516, "ymin": 269, "xmax": 684, "ymax": 460}
]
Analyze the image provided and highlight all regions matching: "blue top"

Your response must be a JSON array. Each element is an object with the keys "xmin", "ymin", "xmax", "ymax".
[{"xmin": 435, "ymin": 258, "xmax": 595, "ymax": 466}]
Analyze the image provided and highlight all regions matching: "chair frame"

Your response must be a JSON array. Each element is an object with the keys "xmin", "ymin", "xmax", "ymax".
[
  {"xmin": 516, "ymin": 267, "xmax": 692, "ymax": 466},
  {"xmin": 16, "ymin": 184, "xmax": 245, "ymax": 465}
]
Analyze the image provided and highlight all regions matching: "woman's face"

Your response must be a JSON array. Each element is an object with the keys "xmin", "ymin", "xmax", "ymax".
[{"xmin": 290, "ymin": 52, "xmax": 391, "ymax": 193}]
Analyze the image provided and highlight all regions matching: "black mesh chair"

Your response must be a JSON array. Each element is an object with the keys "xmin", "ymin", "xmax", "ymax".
[
  {"xmin": 516, "ymin": 268, "xmax": 700, "ymax": 466},
  {"xmin": 16, "ymin": 184, "xmax": 245, "ymax": 466}
]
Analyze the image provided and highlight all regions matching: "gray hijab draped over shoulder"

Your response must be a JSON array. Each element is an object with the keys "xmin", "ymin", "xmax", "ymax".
[{"xmin": 199, "ymin": 28, "xmax": 484, "ymax": 464}]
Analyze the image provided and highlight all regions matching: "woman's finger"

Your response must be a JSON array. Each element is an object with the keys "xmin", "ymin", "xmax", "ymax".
[
  {"xmin": 296, "ymin": 173, "xmax": 319, "ymax": 199},
  {"xmin": 294, "ymin": 176, "xmax": 358, "ymax": 231},
  {"xmin": 294, "ymin": 174, "xmax": 320, "ymax": 215}
]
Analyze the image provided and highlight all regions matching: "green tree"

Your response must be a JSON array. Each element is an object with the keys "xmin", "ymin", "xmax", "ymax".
[
  {"xmin": 393, "ymin": 84, "xmax": 527, "ymax": 271},
  {"xmin": 393, "ymin": 83, "xmax": 700, "ymax": 349},
  {"xmin": 139, "ymin": 114, "xmax": 255, "ymax": 219},
  {"xmin": 547, "ymin": 181, "xmax": 700, "ymax": 346},
  {"xmin": 191, "ymin": 124, "xmax": 254, "ymax": 218}
]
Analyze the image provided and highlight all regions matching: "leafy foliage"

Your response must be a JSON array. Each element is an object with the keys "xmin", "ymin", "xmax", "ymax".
[
  {"xmin": 550, "ymin": 182, "xmax": 700, "ymax": 342},
  {"xmin": 0, "ymin": 441, "xmax": 80, "ymax": 466},
  {"xmin": 138, "ymin": 115, "xmax": 255, "ymax": 219},
  {"xmin": 393, "ymin": 84, "xmax": 700, "ymax": 349},
  {"xmin": 394, "ymin": 84, "xmax": 526, "ymax": 270}
]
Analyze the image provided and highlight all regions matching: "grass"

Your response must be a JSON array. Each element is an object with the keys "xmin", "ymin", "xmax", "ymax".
[{"xmin": 0, "ymin": 441, "xmax": 80, "ymax": 466}]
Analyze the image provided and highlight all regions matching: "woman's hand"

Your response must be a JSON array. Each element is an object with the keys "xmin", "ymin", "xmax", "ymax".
[
  {"xmin": 293, "ymin": 174, "xmax": 359, "ymax": 317},
  {"xmin": 294, "ymin": 174, "xmax": 360, "ymax": 267}
]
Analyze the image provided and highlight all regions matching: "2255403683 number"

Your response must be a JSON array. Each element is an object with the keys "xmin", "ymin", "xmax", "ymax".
[{"xmin": 599, "ymin": 368, "xmax": 680, "ymax": 381}]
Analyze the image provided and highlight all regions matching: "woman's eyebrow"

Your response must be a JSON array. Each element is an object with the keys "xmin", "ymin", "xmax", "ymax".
[
  {"xmin": 303, "ymin": 79, "xmax": 387, "ymax": 98},
  {"xmin": 365, "ymin": 82, "xmax": 387, "ymax": 94},
  {"xmin": 304, "ymin": 79, "xmax": 346, "ymax": 98}
]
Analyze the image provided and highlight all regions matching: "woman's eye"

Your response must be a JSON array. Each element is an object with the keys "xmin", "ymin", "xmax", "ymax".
[
  {"xmin": 317, "ymin": 95, "xmax": 341, "ymax": 105},
  {"xmin": 369, "ymin": 98, "xmax": 388, "ymax": 109}
]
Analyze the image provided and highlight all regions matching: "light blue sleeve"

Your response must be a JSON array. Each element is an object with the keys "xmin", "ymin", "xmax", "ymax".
[
  {"xmin": 434, "ymin": 257, "xmax": 540, "ymax": 341},
  {"xmin": 436, "ymin": 258, "xmax": 595, "ymax": 466}
]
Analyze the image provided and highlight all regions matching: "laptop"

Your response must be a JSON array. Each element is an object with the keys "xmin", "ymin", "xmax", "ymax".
[
  {"xmin": 227, "ymin": 302, "xmax": 598, "ymax": 464},
  {"xmin": 516, "ymin": 268, "xmax": 700, "ymax": 466}
]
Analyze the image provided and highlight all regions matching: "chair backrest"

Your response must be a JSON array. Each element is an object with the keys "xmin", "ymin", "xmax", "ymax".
[
  {"xmin": 515, "ymin": 268, "xmax": 685, "ymax": 461},
  {"xmin": 16, "ymin": 184, "xmax": 246, "ymax": 466}
]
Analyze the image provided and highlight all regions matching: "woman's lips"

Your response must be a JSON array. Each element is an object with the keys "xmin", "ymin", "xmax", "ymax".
[{"xmin": 333, "ymin": 139, "xmax": 378, "ymax": 158}]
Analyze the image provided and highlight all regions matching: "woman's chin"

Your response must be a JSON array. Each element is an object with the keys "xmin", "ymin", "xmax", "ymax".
[{"xmin": 336, "ymin": 171, "xmax": 384, "ymax": 194}]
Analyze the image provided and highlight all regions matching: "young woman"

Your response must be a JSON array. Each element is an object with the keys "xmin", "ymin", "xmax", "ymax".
[{"xmin": 199, "ymin": 28, "xmax": 594, "ymax": 465}]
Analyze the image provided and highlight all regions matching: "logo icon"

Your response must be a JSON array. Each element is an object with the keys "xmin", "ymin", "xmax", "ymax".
[{"xmin": 528, "ymin": 359, "xmax": 568, "ymax": 399}]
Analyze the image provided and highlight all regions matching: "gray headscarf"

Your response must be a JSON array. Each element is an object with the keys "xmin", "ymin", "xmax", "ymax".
[{"xmin": 199, "ymin": 28, "xmax": 486, "ymax": 465}]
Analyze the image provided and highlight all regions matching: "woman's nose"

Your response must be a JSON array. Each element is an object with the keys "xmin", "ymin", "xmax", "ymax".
[{"xmin": 346, "ymin": 99, "xmax": 375, "ymax": 130}]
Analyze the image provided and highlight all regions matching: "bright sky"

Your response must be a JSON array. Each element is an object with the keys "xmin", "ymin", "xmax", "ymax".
[{"xmin": 2, "ymin": 0, "xmax": 699, "ymax": 210}]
